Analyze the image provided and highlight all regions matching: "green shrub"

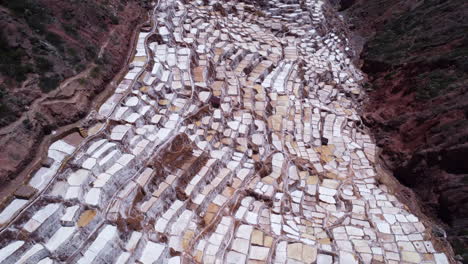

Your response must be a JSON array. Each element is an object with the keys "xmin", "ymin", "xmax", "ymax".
[
  {"xmin": 414, "ymin": 70, "xmax": 459, "ymax": 100},
  {"xmin": 110, "ymin": 15, "xmax": 119, "ymax": 25},
  {"xmin": 90, "ymin": 67, "xmax": 101, "ymax": 78},
  {"xmin": 61, "ymin": 9, "xmax": 75, "ymax": 20},
  {"xmin": 1, "ymin": 0, "xmax": 32, "ymax": 15},
  {"xmin": 22, "ymin": 118, "xmax": 32, "ymax": 129},
  {"xmin": 0, "ymin": 103, "xmax": 17, "ymax": 127},
  {"xmin": 85, "ymin": 46, "xmax": 98, "ymax": 60},
  {"xmin": 25, "ymin": 13, "xmax": 47, "ymax": 33},
  {"xmin": 96, "ymin": 53, "xmax": 110, "ymax": 65},
  {"xmin": 1, "ymin": 63, "xmax": 33, "ymax": 82},
  {"xmin": 0, "ymin": 85, "xmax": 18, "ymax": 127},
  {"xmin": 35, "ymin": 56, "xmax": 53, "ymax": 72},
  {"xmin": 66, "ymin": 47, "xmax": 81, "ymax": 65},
  {"xmin": 0, "ymin": 29, "xmax": 33, "ymax": 82},
  {"xmin": 63, "ymin": 24, "xmax": 78, "ymax": 37},
  {"xmin": 75, "ymin": 63, "xmax": 86, "ymax": 72},
  {"xmin": 45, "ymin": 31, "xmax": 63, "ymax": 47},
  {"xmin": 39, "ymin": 75, "xmax": 62, "ymax": 93},
  {"xmin": 0, "ymin": 85, "xmax": 5, "ymax": 99},
  {"xmin": 78, "ymin": 78, "xmax": 89, "ymax": 85},
  {"xmin": 1, "ymin": 0, "xmax": 50, "ymax": 32}
]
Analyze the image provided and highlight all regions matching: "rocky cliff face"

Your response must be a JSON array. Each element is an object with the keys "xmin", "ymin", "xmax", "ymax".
[
  {"xmin": 0, "ymin": 0, "xmax": 150, "ymax": 185},
  {"xmin": 340, "ymin": 0, "xmax": 468, "ymax": 260}
]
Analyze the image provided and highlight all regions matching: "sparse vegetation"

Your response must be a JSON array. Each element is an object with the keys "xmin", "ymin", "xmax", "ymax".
[
  {"xmin": 85, "ymin": 46, "xmax": 98, "ymax": 60},
  {"xmin": 414, "ymin": 70, "xmax": 459, "ymax": 100},
  {"xmin": 61, "ymin": 9, "xmax": 75, "ymax": 20},
  {"xmin": 90, "ymin": 66, "xmax": 101, "ymax": 78},
  {"xmin": 75, "ymin": 64, "xmax": 86, "ymax": 72},
  {"xmin": 0, "ymin": 0, "xmax": 149, "ymax": 129},
  {"xmin": 1, "ymin": 0, "xmax": 51, "ymax": 32},
  {"xmin": 0, "ymin": 85, "xmax": 29, "ymax": 126},
  {"xmin": 67, "ymin": 47, "xmax": 82, "ymax": 65},
  {"xmin": 45, "ymin": 31, "xmax": 64, "ymax": 50},
  {"xmin": 22, "ymin": 118, "xmax": 32, "ymax": 130},
  {"xmin": 351, "ymin": 0, "xmax": 468, "ymax": 259},
  {"xmin": 78, "ymin": 78, "xmax": 89, "ymax": 86},
  {"xmin": 35, "ymin": 56, "xmax": 54, "ymax": 73},
  {"xmin": 63, "ymin": 24, "xmax": 79, "ymax": 37},
  {"xmin": 0, "ymin": 85, "xmax": 16, "ymax": 126},
  {"xmin": 39, "ymin": 75, "xmax": 62, "ymax": 93},
  {"xmin": 0, "ymin": 29, "xmax": 33, "ymax": 82},
  {"xmin": 110, "ymin": 14, "xmax": 120, "ymax": 25},
  {"xmin": 96, "ymin": 53, "xmax": 110, "ymax": 66},
  {"xmin": 364, "ymin": 0, "xmax": 468, "ymax": 100}
]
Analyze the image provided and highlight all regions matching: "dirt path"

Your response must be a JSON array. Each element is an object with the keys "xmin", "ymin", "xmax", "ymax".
[{"xmin": 0, "ymin": 18, "xmax": 149, "ymax": 203}]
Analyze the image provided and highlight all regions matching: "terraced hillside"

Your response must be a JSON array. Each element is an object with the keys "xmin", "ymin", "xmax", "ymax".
[
  {"xmin": 0, "ymin": 0, "xmax": 150, "ymax": 190},
  {"xmin": 340, "ymin": 0, "xmax": 468, "ymax": 260},
  {"xmin": 0, "ymin": 0, "xmax": 457, "ymax": 263}
]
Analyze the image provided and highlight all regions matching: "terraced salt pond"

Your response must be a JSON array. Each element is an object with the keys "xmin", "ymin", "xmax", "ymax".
[{"xmin": 0, "ymin": 0, "xmax": 453, "ymax": 263}]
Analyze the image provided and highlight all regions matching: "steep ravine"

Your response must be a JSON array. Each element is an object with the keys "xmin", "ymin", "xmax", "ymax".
[{"xmin": 339, "ymin": 0, "xmax": 468, "ymax": 261}]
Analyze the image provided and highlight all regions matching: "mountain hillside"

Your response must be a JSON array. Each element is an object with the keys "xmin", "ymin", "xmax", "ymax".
[
  {"xmin": 341, "ymin": 0, "xmax": 468, "ymax": 260},
  {"xmin": 0, "ymin": 0, "xmax": 150, "ymax": 186}
]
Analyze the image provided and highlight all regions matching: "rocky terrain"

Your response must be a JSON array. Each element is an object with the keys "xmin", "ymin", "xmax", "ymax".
[
  {"xmin": 338, "ymin": 0, "xmax": 467, "ymax": 260},
  {"xmin": 0, "ymin": 0, "xmax": 457, "ymax": 263},
  {"xmin": 0, "ymin": 0, "xmax": 150, "ymax": 194}
]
